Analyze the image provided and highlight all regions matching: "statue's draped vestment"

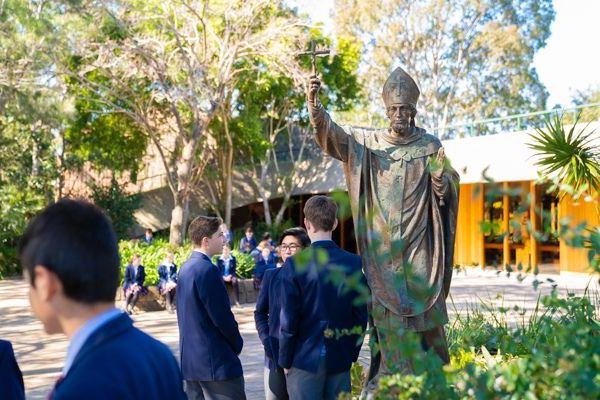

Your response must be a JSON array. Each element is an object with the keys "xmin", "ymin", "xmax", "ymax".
[{"xmin": 309, "ymin": 102, "xmax": 459, "ymax": 373}]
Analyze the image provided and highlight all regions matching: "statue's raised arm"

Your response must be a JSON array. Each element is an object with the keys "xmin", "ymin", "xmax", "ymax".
[{"xmin": 306, "ymin": 74, "xmax": 352, "ymax": 163}]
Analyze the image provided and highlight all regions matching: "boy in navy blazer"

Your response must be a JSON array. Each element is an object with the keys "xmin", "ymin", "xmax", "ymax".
[
  {"xmin": 18, "ymin": 199, "xmax": 185, "ymax": 400},
  {"xmin": 255, "ymin": 227, "xmax": 311, "ymax": 400},
  {"xmin": 176, "ymin": 216, "xmax": 246, "ymax": 400},
  {"xmin": 279, "ymin": 195, "xmax": 368, "ymax": 400}
]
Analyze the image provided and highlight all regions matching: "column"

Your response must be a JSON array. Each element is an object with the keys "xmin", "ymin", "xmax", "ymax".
[
  {"xmin": 529, "ymin": 181, "xmax": 538, "ymax": 268},
  {"xmin": 503, "ymin": 181, "xmax": 510, "ymax": 267}
]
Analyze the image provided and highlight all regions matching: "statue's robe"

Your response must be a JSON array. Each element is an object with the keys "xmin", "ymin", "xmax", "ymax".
[{"xmin": 309, "ymin": 101, "xmax": 459, "ymax": 376}]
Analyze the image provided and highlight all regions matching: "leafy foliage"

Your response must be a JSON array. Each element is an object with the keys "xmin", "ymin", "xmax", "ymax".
[
  {"xmin": 529, "ymin": 113, "xmax": 600, "ymax": 198},
  {"xmin": 373, "ymin": 293, "xmax": 600, "ymax": 399},
  {"xmin": 571, "ymin": 84, "xmax": 600, "ymax": 122},
  {"xmin": 333, "ymin": 0, "xmax": 555, "ymax": 135},
  {"xmin": 90, "ymin": 179, "xmax": 142, "ymax": 240}
]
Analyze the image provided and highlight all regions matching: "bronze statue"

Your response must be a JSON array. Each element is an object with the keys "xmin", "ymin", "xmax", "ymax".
[{"xmin": 306, "ymin": 67, "xmax": 459, "ymax": 390}]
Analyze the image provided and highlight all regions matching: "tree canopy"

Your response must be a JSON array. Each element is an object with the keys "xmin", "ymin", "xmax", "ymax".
[{"xmin": 333, "ymin": 0, "xmax": 555, "ymax": 137}]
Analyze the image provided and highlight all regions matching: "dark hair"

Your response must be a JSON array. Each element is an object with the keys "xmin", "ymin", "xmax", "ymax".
[
  {"xmin": 279, "ymin": 227, "xmax": 311, "ymax": 248},
  {"xmin": 263, "ymin": 232, "xmax": 272, "ymax": 240},
  {"xmin": 18, "ymin": 199, "xmax": 120, "ymax": 304},
  {"xmin": 303, "ymin": 195, "xmax": 338, "ymax": 232},
  {"xmin": 245, "ymin": 227, "xmax": 254, "ymax": 233},
  {"xmin": 189, "ymin": 216, "xmax": 222, "ymax": 246},
  {"xmin": 145, "ymin": 228, "xmax": 153, "ymax": 234}
]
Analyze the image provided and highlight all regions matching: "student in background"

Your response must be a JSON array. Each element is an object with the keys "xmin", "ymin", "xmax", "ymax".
[
  {"xmin": 217, "ymin": 244, "xmax": 242, "ymax": 307},
  {"xmin": 221, "ymin": 223, "xmax": 233, "ymax": 246},
  {"xmin": 255, "ymin": 227, "xmax": 310, "ymax": 400},
  {"xmin": 142, "ymin": 228, "xmax": 154, "ymax": 245},
  {"xmin": 262, "ymin": 232, "xmax": 277, "ymax": 251},
  {"xmin": 122, "ymin": 254, "xmax": 147, "ymax": 314},
  {"xmin": 18, "ymin": 199, "xmax": 185, "ymax": 399},
  {"xmin": 240, "ymin": 227, "xmax": 257, "ymax": 254},
  {"xmin": 157, "ymin": 252, "xmax": 178, "ymax": 313},
  {"xmin": 253, "ymin": 247, "xmax": 276, "ymax": 290}
]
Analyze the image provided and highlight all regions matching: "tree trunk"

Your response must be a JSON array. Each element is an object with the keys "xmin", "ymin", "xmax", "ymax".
[
  {"xmin": 259, "ymin": 154, "xmax": 272, "ymax": 226},
  {"xmin": 169, "ymin": 195, "xmax": 185, "ymax": 246},
  {"xmin": 274, "ymin": 193, "xmax": 291, "ymax": 226},
  {"xmin": 169, "ymin": 135, "xmax": 200, "ymax": 246},
  {"xmin": 222, "ymin": 109, "xmax": 234, "ymax": 226},
  {"xmin": 55, "ymin": 130, "xmax": 65, "ymax": 202}
]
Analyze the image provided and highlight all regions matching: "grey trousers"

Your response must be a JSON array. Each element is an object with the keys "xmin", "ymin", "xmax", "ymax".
[
  {"xmin": 185, "ymin": 376, "xmax": 246, "ymax": 400},
  {"xmin": 285, "ymin": 358, "xmax": 350, "ymax": 400}
]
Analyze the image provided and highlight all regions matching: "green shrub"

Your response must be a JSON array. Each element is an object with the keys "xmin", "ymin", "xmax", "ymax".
[
  {"xmin": 373, "ymin": 293, "xmax": 600, "ymax": 399},
  {"xmin": 118, "ymin": 238, "xmax": 192, "ymax": 286},
  {"xmin": 231, "ymin": 251, "xmax": 256, "ymax": 279},
  {"xmin": 118, "ymin": 238, "xmax": 256, "ymax": 285}
]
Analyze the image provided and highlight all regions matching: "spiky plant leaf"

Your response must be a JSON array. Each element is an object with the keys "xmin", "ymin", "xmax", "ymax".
[{"xmin": 528, "ymin": 112, "xmax": 600, "ymax": 198}]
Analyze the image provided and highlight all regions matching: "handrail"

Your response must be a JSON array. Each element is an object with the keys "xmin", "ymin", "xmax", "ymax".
[{"xmin": 435, "ymin": 102, "xmax": 600, "ymax": 137}]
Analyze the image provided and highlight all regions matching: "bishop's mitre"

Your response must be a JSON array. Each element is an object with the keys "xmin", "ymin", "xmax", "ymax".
[{"xmin": 382, "ymin": 67, "xmax": 420, "ymax": 108}]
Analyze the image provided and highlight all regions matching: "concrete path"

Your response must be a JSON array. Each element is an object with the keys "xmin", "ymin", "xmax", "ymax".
[{"xmin": 1, "ymin": 269, "xmax": 598, "ymax": 399}]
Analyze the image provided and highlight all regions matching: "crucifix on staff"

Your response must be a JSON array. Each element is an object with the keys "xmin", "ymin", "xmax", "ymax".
[{"xmin": 297, "ymin": 40, "xmax": 330, "ymax": 76}]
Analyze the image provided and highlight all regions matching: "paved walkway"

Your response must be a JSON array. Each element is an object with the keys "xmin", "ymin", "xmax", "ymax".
[{"xmin": 1, "ymin": 268, "xmax": 598, "ymax": 399}]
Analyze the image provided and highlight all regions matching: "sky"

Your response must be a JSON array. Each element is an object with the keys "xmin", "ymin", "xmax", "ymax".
[{"xmin": 290, "ymin": 0, "xmax": 600, "ymax": 109}]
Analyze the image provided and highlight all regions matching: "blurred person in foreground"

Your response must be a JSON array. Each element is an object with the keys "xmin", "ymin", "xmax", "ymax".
[{"xmin": 18, "ymin": 199, "xmax": 185, "ymax": 399}]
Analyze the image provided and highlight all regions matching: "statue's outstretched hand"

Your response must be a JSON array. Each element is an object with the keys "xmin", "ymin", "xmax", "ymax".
[
  {"xmin": 308, "ymin": 74, "xmax": 321, "ymax": 105},
  {"xmin": 431, "ymin": 147, "xmax": 447, "ymax": 205},
  {"xmin": 436, "ymin": 147, "xmax": 446, "ymax": 167},
  {"xmin": 431, "ymin": 147, "xmax": 446, "ymax": 181}
]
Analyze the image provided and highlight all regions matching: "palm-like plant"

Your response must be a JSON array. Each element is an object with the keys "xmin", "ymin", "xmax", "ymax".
[
  {"xmin": 529, "ymin": 113, "xmax": 600, "ymax": 273},
  {"xmin": 528, "ymin": 112, "xmax": 600, "ymax": 199}
]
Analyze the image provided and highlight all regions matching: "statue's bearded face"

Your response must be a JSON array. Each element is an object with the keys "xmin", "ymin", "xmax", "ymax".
[{"xmin": 386, "ymin": 103, "xmax": 416, "ymax": 137}]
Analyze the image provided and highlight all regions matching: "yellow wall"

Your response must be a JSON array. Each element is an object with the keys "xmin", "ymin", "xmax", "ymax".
[
  {"xmin": 559, "ymin": 195, "xmax": 600, "ymax": 273},
  {"xmin": 454, "ymin": 183, "xmax": 485, "ymax": 266},
  {"xmin": 454, "ymin": 182, "xmax": 598, "ymax": 273}
]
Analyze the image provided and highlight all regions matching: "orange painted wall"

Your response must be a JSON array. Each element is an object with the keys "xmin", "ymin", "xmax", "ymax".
[
  {"xmin": 454, "ymin": 183, "xmax": 485, "ymax": 266},
  {"xmin": 559, "ymin": 195, "xmax": 600, "ymax": 273}
]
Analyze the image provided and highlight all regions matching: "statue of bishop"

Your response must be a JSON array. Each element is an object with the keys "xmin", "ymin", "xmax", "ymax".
[{"xmin": 306, "ymin": 67, "xmax": 460, "ymax": 387}]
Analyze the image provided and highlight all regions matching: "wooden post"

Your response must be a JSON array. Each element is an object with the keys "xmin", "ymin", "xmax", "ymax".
[
  {"xmin": 529, "ymin": 181, "xmax": 538, "ymax": 269},
  {"xmin": 503, "ymin": 182, "xmax": 510, "ymax": 267},
  {"xmin": 478, "ymin": 183, "xmax": 485, "ymax": 268}
]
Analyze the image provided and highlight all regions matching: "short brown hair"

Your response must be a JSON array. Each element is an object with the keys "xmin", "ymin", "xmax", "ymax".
[
  {"xmin": 188, "ymin": 216, "xmax": 222, "ymax": 246},
  {"xmin": 304, "ymin": 195, "xmax": 337, "ymax": 232}
]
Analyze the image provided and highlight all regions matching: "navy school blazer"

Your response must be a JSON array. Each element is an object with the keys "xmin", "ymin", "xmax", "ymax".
[
  {"xmin": 51, "ymin": 313, "xmax": 185, "ymax": 399},
  {"xmin": 0, "ymin": 340, "xmax": 25, "ymax": 400},
  {"xmin": 278, "ymin": 240, "xmax": 368, "ymax": 374},
  {"xmin": 176, "ymin": 251, "xmax": 244, "ymax": 381},
  {"xmin": 216, "ymin": 255, "xmax": 237, "ymax": 277},
  {"xmin": 123, "ymin": 264, "xmax": 146, "ymax": 289},
  {"xmin": 254, "ymin": 267, "xmax": 285, "ymax": 370},
  {"xmin": 157, "ymin": 263, "xmax": 178, "ymax": 283}
]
